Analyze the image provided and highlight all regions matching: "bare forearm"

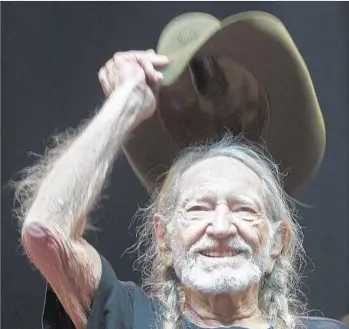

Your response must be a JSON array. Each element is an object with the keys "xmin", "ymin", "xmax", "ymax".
[{"xmin": 23, "ymin": 81, "xmax": 143, "ymax": 236}]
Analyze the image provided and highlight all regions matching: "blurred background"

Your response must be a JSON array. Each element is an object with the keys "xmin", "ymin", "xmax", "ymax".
[{"xmin": 2, "ymin": 2, "xmax": 349, "ymax": 328}]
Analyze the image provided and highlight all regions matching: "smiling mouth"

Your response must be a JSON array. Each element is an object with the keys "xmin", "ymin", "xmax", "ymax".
[{"xmin": 199, "ymin": 250, "xmax": 243, "ymax": 257}]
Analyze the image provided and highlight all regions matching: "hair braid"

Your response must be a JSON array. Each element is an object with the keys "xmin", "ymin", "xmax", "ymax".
[{"xmin": 162, "ymin": 267, "xmax": 183, "ymax": 329}]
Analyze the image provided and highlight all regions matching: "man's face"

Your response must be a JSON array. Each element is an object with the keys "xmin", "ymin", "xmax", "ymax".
[{"xmin": 168, "ymin": 156, "xmax": 274, "ymax": 294}]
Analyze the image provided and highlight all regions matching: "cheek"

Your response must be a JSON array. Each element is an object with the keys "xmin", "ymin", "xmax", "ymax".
[
  {"xmin": 175, "ymin": 220, "xmax": 208, "ymax": 252},
  {"xmin": 238, "ymin": 219, "xmax": 270, "ymax": 251}
]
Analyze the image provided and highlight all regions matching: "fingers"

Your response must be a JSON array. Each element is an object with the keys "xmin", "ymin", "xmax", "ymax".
[
  {"xmin": 98, "ymin": 49, "xmax": 169, "ymax": 94},
  {"xmin": 98, "ymin": 58, "xmax": 118, "ymax": 95},
  {"xmin": 105, "ymin": 59, "xmax": 117, "ymax": 87},
  {"xmin": 116, "ymin": 49, "xmax": 169, "ymax": 68},
  {"xmin": 98, "ymin": 67, "xmax": 112, "ymax": 95},
  {"xmin": 119, "ymin": 50, "xmax": 167, "ymax": 83},
  {"xmin": 143, "ymin": 50, "xmax": 169, "ymax": 68},
  {"xmin": 148, "ymin": 54, "xmax": 169, "ymax": 68},
  {"xmin": 137, "ymin": 57, "xmax": 157, "ymax": 83},
  {"xmin": 137, "ymin": 57, "xmax": 164, "ymax": 83},
  {"xmin": 136, "ymin": 50, "xmax": 167, "ymax": 83}
]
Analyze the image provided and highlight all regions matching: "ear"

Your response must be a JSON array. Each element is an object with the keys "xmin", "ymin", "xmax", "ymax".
[
  {"xmin": 267, "ymin": 220, "xmax": 290, "ymax": 273},
  {"xmin": 154, "ymin": 213, "xmax": 167, "ymax": 248},
  {"xmin": 154, "ymin": 213, "xmax": 173, "ymax": 267}
]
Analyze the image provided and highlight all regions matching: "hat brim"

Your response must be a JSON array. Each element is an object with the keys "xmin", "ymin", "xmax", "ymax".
[{"xmin": 123, "ymin": 11, "xmax": 326, "ymax": 193}]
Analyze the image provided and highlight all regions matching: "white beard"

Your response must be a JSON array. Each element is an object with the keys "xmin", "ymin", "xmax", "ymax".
[{"xmin": 171, "ymin": 234, "xmax": 270, "ymax": 294}]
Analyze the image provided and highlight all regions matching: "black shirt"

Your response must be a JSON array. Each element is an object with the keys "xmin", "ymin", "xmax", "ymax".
[{"xmin": 42, "ymin": 256, "xmax": 348, "ymax": 329}]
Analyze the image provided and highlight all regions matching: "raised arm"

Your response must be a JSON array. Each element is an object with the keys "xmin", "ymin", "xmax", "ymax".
[{"xmin": 19, "ymin": 50, "xmax": 168, "ymax": 329}]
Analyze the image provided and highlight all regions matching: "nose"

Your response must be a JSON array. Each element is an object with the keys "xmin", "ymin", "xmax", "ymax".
[{"xmin": 205, "ymin": 203, "xmax": 237, "ymax": 239}]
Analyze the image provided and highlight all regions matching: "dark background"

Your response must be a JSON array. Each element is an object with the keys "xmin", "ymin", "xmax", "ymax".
[{"xmin": 2, "ymin": 2, "xmax": 349, "ymax": 329}]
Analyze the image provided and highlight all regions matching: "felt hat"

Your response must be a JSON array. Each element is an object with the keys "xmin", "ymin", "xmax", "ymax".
[{"xmin": 122, "ymin": 11, "xmax": 326, "ymax": 194}]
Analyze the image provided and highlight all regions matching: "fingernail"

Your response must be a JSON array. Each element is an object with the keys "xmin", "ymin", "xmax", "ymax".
[
  {"xmin": 159, "ymin": 55, "xmax": 169, "ymax": 62},
  {"xmin": 157, "ymin": 72, "xmax": 164, "ymax": 80}
]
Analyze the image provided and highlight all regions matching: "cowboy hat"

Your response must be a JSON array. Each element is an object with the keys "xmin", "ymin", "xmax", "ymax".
[{"xmin": 122, "ymin": 11, "xmax": 326, "ymax": 194}]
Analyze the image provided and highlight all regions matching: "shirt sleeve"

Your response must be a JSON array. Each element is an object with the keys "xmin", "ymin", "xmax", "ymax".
[{"xmin": 41, "ymin": 255, "xmax": 153, "ymax": 329}]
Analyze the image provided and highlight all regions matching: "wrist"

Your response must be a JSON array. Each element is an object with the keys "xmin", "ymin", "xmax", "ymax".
[{"xmin": 101, "ymin": 81, "xmax": 146, "ymax": 133}]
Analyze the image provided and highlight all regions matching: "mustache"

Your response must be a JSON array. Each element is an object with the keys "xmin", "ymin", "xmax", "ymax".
[{"xmin": 188, "ymin": 236, "xmax": 253, "ymax": 256}]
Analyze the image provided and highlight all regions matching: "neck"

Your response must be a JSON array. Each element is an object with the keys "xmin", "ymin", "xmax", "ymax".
[{"xmin": 183, "ymin": 284, "xmax": 268, "ymax": 328}]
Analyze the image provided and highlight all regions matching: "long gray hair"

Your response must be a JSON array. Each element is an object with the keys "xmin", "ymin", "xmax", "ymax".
[{"xmin": 133, "ymin": 134, "xmax": 306, "ymax": 329}]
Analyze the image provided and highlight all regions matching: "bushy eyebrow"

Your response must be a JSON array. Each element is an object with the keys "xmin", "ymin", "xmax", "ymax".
[
  {"xmin": 232, "ymin": 195, "xmax": 263, "ymax": 211},
  {"xmin": 179, "ymin": 190, "xmax": 216, "ymax": 207}
]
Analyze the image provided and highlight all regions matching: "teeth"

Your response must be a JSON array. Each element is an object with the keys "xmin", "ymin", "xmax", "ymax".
[{"xmin": 201, "ymin": 251, "xmax": 238, "ymax": 257}]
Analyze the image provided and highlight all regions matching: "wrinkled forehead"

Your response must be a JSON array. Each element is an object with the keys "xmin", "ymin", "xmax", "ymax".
[{"xmin": 178, "ymin": 156, "xmax": 264, "ymax": 201}]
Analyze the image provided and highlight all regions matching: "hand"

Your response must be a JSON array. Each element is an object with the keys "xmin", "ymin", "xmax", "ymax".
[{"xmin": 98, "ymin": 50, "xmax": 169, "ymax": 123}]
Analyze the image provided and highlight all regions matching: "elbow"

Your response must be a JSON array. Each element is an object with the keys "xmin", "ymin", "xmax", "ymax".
[
  {"xmin": 21, "ymin": 220, "xmax": 56, "ymax": 245},
  {"xmin": 21, "ymin": 220, "xmax": 50, "ymax": 240},
  {"xmin": 21, "ymin": 220, "xmax": 66, "ymax": 263}
]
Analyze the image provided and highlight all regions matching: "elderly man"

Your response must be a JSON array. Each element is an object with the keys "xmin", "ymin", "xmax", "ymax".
[{"xmin": 17, "ymin": 50, "xmax": 346, "ymax": 329}]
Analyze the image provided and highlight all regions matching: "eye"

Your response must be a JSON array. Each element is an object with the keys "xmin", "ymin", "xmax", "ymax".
[
  {"xmin": 235, "ymin": 207, "xmax": 258, "ymax": 221},
  {"xmin": 238, "ymin": 207, "xmax": 256, "ymax": 213},
  {"xmin": 187, "ymin": 205, "xmax": 210, "ymax": 212}
]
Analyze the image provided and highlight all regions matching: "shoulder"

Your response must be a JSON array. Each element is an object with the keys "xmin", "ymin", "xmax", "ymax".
[
  {"xmin": 87, "ymin": 256, "xmax": 158, "ymax": 329},
  {"xmin": 94, "ymin": 256, "xmax": 154, "ymax": 311},
  {"xmin": 299, "ymin": 316, "xmax": 349, "ymax": 329}
]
